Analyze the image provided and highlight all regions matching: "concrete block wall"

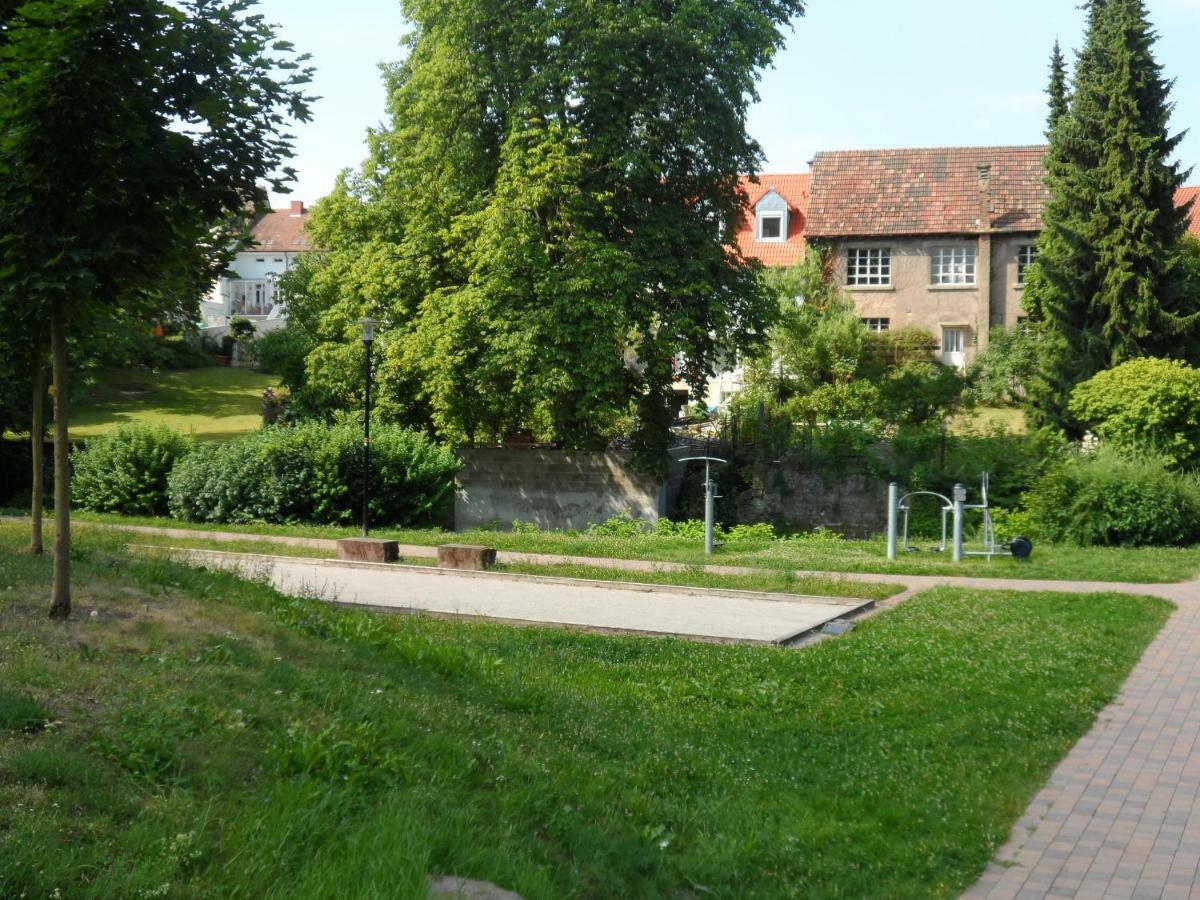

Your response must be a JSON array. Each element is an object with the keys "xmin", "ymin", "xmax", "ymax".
[{"xmin": 454, "ymin": 449, "xmax": 670, "ymax": 532}]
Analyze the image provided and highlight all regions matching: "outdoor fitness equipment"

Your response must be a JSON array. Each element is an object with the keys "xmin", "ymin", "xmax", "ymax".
[
  {"xmin": 886, "ymin": 473, "xmax": 1033, "ymax": 562},
  {"xmin": 678, "ymin": 456, "xmax": 726, "ymax": 555}
]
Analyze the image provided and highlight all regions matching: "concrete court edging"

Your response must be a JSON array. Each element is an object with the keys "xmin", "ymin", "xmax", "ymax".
[{"xmin": 150, "ymin": 546, "xmax": 875, "ymax": 646}]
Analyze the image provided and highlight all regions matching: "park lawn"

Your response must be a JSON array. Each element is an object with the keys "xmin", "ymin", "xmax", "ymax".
[
  {"xmin": 69, "ymin": 366, "xmax": 277, "ymax": 441},
  {"xmin": 949, "ymin": 404, "xmax": 1027, "ymax": 435},
  {"xmin": 0, "ymin": 523, "xmax": 1172, "ymax": 898},
  {"xmin": 35, "ymin": 510, "xmax": 1200, "ymax": 584}
]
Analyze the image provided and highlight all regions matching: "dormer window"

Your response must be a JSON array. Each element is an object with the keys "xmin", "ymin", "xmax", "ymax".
[
  {"xmin": 754, "ymin": 188, "xmax": 790, "ymax": 242},
  {"xmin": 758, "ymin": 213, "xmax": 783, "ymax": 240}
]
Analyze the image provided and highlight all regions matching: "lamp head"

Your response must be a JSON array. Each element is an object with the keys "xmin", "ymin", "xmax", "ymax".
[{"xmin": 358, "ymin": 316, "xmax": 379, "ymax": 344}]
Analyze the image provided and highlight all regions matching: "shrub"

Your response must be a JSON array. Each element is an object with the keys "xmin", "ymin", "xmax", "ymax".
[
  {"xmin": 72, "ymin": 425, "xmax": 192, "ymax": 516},
  {"xmin": 256, "ymin": 324, "xmax": 314, "ymax": 388},
  {"xmin": 1024, "ymin": 449, "xmax": 1200, "ymax": 547},
  {"xmin": 965, "ymin": 324, "xmax": 1040, "ymax": 406},
  {"xmin": 167, "ymin": 422, "xmax": 459, "ymax": 527},
  {"xmin": 584, "ymin": 511, "xmax": 650, "ymax": 537},
  {"xmin": 167, "ymin": 439, "xmax": 280, "ymax": 524},
  {"xmin": 1068, "ymin": 357, "xmax": 1200, "ymax": 468}
]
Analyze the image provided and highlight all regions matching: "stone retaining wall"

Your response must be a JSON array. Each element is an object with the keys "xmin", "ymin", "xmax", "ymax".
[{"xmin": 454, "ymin": 449, "xmax": 678, "ymax": 532}]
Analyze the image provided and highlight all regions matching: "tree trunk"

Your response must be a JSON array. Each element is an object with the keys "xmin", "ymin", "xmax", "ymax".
[
  {"xmin": 30, "ymin": 353, "xmax": 46, "ymax": 556},
  {"xmin": 48, "ymin": 303, "xmax": 70, "ymax": 620}
]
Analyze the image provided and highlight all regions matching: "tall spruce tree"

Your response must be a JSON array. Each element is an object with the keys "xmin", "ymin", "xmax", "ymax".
[
  {"xmin": 1025, "ymin": 0, "xmax": 1195, "ymax": 431},
  {"xmin": 1047, "ymin": 40, "xmax": 1069, "ymax": 132}
]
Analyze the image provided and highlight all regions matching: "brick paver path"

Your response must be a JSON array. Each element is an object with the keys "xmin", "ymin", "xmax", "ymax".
[{"xmin": 965, "ymin": 581, "xmax": 1200, "ymax": 900}]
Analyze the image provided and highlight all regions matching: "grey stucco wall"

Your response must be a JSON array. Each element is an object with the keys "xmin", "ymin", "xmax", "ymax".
[{"xmin": 454, "ymin": 449, "xmax": 674, "ymax": 532}]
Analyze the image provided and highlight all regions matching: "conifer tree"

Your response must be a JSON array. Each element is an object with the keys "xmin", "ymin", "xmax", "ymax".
[
  {"xmin": 1024, "ymin": 0, "xmax": 1194, "ymax": 431},
  {"xmin": 1047, "ymin": 40, "xmax": 1069, "ymax": 132}
]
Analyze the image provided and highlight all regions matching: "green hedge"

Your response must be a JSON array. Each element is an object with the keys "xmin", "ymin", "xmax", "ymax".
[
  {"xmin": 72, "ymin": 425, "xmax": 193, "ymax": 516},
  {"xmin": 167, "ymin": 422, "xmax": 459, "ymax": 527},
  {"xmin": 1024, "ymin": 449, "xmax": 1200, "ymax": 547}
]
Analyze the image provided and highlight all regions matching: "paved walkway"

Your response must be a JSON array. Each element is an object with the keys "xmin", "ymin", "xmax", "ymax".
[
  {"xmin": 964, "ymin": 582, "xmax": 1200, "ymax": 900},
  {"xmin": 170, "ymin": 548, "xmax": 873, "ymax": 644}
]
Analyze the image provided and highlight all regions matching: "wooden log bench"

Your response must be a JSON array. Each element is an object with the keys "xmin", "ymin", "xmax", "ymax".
[
  {"xmin": 336, "ymin": 537, "xmax": 400, "ymax": 563},
  {"xmin": 437, "ymin": 543, "xmax": 497, "ymax": 570}
]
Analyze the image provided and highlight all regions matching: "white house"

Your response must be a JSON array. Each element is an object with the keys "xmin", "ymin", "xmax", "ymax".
[{"xmin": 200, "ymin": 200, "xmax": 312, "ymax": 331}]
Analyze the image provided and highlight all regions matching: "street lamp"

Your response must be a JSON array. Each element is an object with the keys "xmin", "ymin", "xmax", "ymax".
[{"xmin": 358, "ymin": 317, "xmax": 378, "ymax": 537}]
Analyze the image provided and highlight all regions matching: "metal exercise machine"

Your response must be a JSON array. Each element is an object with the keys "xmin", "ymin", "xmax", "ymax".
[{"xmin": 886, "ymin": 473, "xmax": 1033, "ymax": 562}]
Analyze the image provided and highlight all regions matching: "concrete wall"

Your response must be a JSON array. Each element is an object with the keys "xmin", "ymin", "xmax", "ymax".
[
  {"xmin": 735, "ymin": 467, "xmax": 891, "ymax": 538},
  {"xmin": 455, "ymin": 449, "xmax": 676, "ymax": 532}
]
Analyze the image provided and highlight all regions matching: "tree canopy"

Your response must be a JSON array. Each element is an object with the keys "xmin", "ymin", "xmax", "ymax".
[
  {"xmin": 284, "ymin": 0, "xmax": 806, "ymax": 472},
  {"xmin": 0, "ymin": 0, "xmax": 311, "ymax": 617},
  {"xmin": 1024, "ymin": 0, "xmax": 1196, "ymax": 430}
]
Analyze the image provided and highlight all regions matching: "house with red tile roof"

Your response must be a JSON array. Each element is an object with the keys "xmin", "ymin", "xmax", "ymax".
[
  {"xmin": 737, "ymin": 146, "xmax": 1199, "ymax": 368},
  {"xmin": 201, "ymin": 200, "xmax": 312, "ymax": 329}
]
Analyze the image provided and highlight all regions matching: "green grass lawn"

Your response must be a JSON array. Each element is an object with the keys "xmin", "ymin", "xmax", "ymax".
[
  {"xmin": 36, "ymin": 510, "xmax": 1200, "ymax": 584},
  {"xmin": 0, "ymin": 523, "xmax": 1171, "ymax": 897},
  {"xmin": 949, "ymin": 405, "xmax": 1027, "ymax": 435},
  {"xmin": 69, "ymin": 366, "xmax": 277, "ymax": 441}
]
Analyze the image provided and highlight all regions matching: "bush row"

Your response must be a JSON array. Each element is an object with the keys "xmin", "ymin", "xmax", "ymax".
[{"xmin": 71, "ymin": 422, "xmax": 459, "ymax": 528}]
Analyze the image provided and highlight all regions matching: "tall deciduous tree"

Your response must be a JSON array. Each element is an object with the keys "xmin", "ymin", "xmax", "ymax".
[
  {"xmin": 0, "ymin": 0, "xmax": 311, "ymax": 618},
  {"xmin": 1025, "ymin": 0, "xmax": 1195, "ymax": 431},
  {"xmin": 288, "ymin": 0, "xmax": 804, "ymax": 473}
]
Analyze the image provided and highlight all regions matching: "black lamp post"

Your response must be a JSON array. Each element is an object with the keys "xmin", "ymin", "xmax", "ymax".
[{"xmin": 359, "ymin": 317, "xmax": 378, "ymax": 537}]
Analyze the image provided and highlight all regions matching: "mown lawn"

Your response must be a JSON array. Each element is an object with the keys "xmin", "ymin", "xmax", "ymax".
[
  {"xmin": 38, "ymin": 510, "xmax": 1200, "ymax": 584},
  {"xmin": 0, "ymin": 524, "xmax": 1171, "ymax": 898},
  {"xmin": 69, "ymin": 367, "xmax": 277, "ymax": 441}
]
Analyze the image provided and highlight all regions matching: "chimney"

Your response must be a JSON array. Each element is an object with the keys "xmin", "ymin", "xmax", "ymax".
[
  {"xmin": 289, "ymin": 200, "xmax": 306, "ymax": 216},
  {"xmin": 976, "ymin": 165, "xmax": 992, "ymax": 229}
]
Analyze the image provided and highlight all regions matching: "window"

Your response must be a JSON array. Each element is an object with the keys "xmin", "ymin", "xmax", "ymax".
[
  {"xmin": 846, "ymin": 248, "xmax": 891, "ymax": 286},
  {"xmin": 1017, "ymin": 245, "xmax": 1037, "ymax": 284},
  {"xmin": 931, "ymin": 246, "xmax": 976, "ymax": 285},
  {"xmin": 862, "ymin": 317, "xmax": 890, "ymax": 332},
  {"xmin": 758, "ymin": 212, "xmax": 784, "ymax": 241},
  {"xmin": 229, "ymin": 279, "xmax": 277, "ymax": 317}
]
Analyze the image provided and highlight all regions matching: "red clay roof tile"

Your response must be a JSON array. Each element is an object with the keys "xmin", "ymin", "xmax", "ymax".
[
  {"xmin": 249, "ymin": 206, "xmax": 312, "ymax": 253},
  {"xmin": 806, "ymin": 145, "xmax": 1051, "ymax": 238},
  {"xmin": 735, "ymin": 173, "xmax": 811, "ymax": 267}
]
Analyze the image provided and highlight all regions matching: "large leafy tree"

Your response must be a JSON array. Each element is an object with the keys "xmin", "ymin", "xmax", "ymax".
[
  {"xmin": 0, "ymin": 0, "xmax": 311, "ymax": 618},
  {"xmin": 289, "ymin": 0, "xmax": 804, "ymax": 472},
  {"xmin": 1025, "ymin": 0, "xmax": 1196, "ymax": 431}
]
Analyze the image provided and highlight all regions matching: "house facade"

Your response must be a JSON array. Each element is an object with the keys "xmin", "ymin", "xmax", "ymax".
[
  {"xmin": 200, "ymin": 200, "xmax": 312, "ymax": 331},
  {"xmin": 802, "ymin": 145, "xmax": 1048, "ymax": 366},
  {"xmin": 736, "ymin": 145, "xmax": 1200, "ymax": 373}
]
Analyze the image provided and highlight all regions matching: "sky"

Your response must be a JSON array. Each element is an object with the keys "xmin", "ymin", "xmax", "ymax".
[{"xmin": 256, "ymin": 0, "xmax": 1200, "ymax": 208}]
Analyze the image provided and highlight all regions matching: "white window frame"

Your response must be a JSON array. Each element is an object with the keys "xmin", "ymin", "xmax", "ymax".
[
  {"xmin": 931, "ymin": 246, "xmax": 977, "ymax": 285},
  {"xmin": 846, "ymin": 247, "xmax": 891, "ymax": 286},
  {"xmin": 1017, "ymin": 245, "xmax": 1036, "ymax": 284},
  {"xmin": 757, "ymin": 212, "xmax": 785, "ymax": 242},
  {"xmin": 862, "ymin": 317, "xmax": 890, "ymax": 333}
]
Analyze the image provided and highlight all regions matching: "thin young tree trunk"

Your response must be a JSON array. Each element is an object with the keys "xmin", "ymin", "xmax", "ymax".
[
  {"xmin": 48, "ymin": 304, "xmax": 70, "ymax": 620},
  {"xmin": 30, "ymin": 352, "xmax": 46, "ymax": 555}
]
